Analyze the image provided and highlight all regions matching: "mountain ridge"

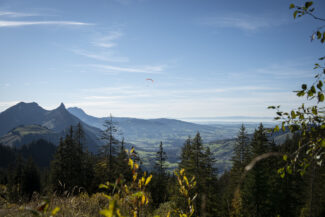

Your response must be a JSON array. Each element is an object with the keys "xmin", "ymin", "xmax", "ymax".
[{"xmin": 0, "ymin": 102, "xmax": 103, "ymax": 151}]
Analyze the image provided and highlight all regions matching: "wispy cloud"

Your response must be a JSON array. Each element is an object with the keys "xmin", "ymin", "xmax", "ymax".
[
  {"xmin": 91, "ymin": 64, "xmax": 165, "ymax": 74},
  {"xmin": 256, "ymin": 66, "xmax": 311, "ymax": 79},
  {"xmin": 92, "ymin": 31, "xmax": 123, "ymax": 48},
  {"xmin": 65, "ymin": 90, "xmax": 303, "ymax": 118},
  {"xmin": 197, "ymin": 13, "xmax": 285, "ymax": 31},
  {"xmin": 0, "ymin": 20, "xmax": 91, "ymax": 28},
  {"xmin": 72, "ymin": 49, "xmax": 129, "ymax": 62},
  {"xmin": 0, "ymin": 11, "xmax": 37, "ymax": 17},
  {"xmin": 81, "ymin": 85, "xmax": 278, "ymax": 102}
]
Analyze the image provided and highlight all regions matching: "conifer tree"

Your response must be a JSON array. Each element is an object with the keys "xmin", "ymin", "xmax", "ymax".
[
  {"xmin": 21, "ymin": 158, "xmax": 41, "ymax": 200},
  {"xmin": 232, "ymin": 124, "xmax": 250, "ymax": 168},
  {"xmin": 179, "ymin": 136, "xmax": 192, "ymax": 171},
  {"xmin": 241, "ymin": 124, "xmax": 271, "ymax": 217},
  {"xmin": 150, "ymin": 141, "xmax": 169, "ymax": 207},
  {"xmin": 50, "ymin": 126, "xmax": 89, "ymax": 194},
  {"xmin": 178, "ymin": 132, "xmax": 218, "ymax": 216},
  {"xmin": 8, "ymin": 155, "xmax": 24, "ymax": 201},
  {"xmin": 115, "ymin": 138, "xmax": 131, "ymax": 181},
  {"xmin": 101, "ymin": 114, "xmax": 119, "ymax": 172},
  {"xmin": 154, "ymin": 141, "xmax": 168, "ymax": 177},
  {"xmin": 203, "ymin": 146, "xmax": 219, "ymax": 217}
]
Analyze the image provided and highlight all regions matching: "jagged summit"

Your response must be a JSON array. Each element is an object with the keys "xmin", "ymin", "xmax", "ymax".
[
  {"xmin": 0, "ymin": 102, "xmax": 103, "ymax": 151},
  {"xmin": 53, "ymin": 102, "xmax": 66, "ymax": 112},
  {"xmin": 58, "ymin": 102, "xmax": 66, "ymax": 109}
]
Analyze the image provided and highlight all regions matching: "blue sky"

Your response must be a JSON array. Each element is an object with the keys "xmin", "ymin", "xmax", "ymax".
[{"xmin": 0, "ymin": 0, "xmax": 324, "ymax": 119}]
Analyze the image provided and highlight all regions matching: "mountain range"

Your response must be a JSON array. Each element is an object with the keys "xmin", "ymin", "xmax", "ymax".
[
  {"xmin": 0, "ymin": 101, "xmax": 283, "ymax": 171},
  {"xmin": 0, "ymin": 102, "xmax": 102, "ymax": 151}
]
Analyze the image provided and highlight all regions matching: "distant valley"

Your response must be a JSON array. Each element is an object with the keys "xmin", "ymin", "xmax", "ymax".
[{"xmin": 0, "ymin": 102, "xmax": 279, "ymax": 172}]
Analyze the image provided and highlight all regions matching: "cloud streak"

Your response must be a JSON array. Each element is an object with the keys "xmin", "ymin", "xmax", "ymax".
[
  {"xmin": 91, "ymin": 64, "xmax": 165, "ymax": 74},
  {"xmin": 92, "ymin": 31, "xmax": 123, "ymax": 48},
  {"xmin": 0, "ymin": 11, "xmax": 37, "ymax": 17},
  {"xmin": 72, "ymin": 49, "xmax": 129, "ymax": 62},
  {"xmin": 0, "ymin": 20, "xmax": 91, "ymax": 27},
  {"xmin": 198, "ymin": 13, "xmax": 285, "ymax": 31}
]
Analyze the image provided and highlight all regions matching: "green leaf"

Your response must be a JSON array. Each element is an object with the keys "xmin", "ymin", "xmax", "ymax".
[
  {"xmin": 297, "ymin": 91, "xmax": 305, "ymax": 97},
  {"xmin": 287, "ymin": 165, "xmax": 292, "ymax": 174},
  {"xmin": 291, "ymin": 110, "xmax": 296, "ymax": 119},
  {"xmin": 318, "ymin": 92, "xmax": 324, "ymax": 102},
  {"xmin": 311, "ymin": 85, "xmax": 316, "ymax": 93},
  {"xmin": 317, "ymin": 80, "xmax": 323, "ymax": 90},
  {"xmin": 289, "ymin": 3, "xmax": 295, "ymax": 9},
  {"xmin": 274, "ymin": 125, "xmax": 279, "ymax": 132},
  {"xmin": 312, "ymin": 106, "xmax": 317, "ymax": 115},
  {"xmin": 317, "ymin": 31, "xmax": 322, "ymax": 39},
  {"xmin": 322, "ymin": 139, "xmax": 325, "ymax": 148},
  {"xmin": 302, "ymin": 84, "xmax": 307, "ymax": 90},
  {"xmin": 293, "ymin": 10, "xmax": 298, "ymax": 19},
  {"xmin": 268, "ymin": 106, "xmax": 276, "ymax": 109},
  {"xmin": 305, "ymin": 1, "xmax": 313, "ymax": 8},
  {"xmin": 283, "ymin": 154, "xmax": 288, "ymax": 161}
]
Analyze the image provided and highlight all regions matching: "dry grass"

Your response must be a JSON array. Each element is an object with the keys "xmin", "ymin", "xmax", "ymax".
[{"xmin": 0, "ymin": 193, "xmax": 109, "ymax": 217}]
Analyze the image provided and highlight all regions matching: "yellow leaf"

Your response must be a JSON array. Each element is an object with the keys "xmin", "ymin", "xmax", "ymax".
[
  {"xmin": 133, "ymin": 173, "xmax": 137, "ymax": 182},
  {"xmin": 102, "ymin": 194, "xmax": 112, "ymax": 200},
  {"xmin": 99, "ymin": 184, "xmax": 109, "ymax": 189},
  {"xmin": 130, "ymin": 147, "xmax": 134, "ymax": 153},
  {"xmin": 138, "ymin": 179, "xmax": 142, "ymax": 189},
  {"xmin": 141, "ymin": 195, "xmax": 145, "ymax": 204},
  {"xmin": 180, "ymin": 168, "xmax": 185, "ymax": 175},
  {"xmin": 124, "ymin": 185, "xmax": 129, "ymax": 194},
  {"xmin": 183, "ymin": 176, "xmax": 189, "ymax": 187},
  {"xmin": 100, "ymin": 209, "xmax": 112, "ymax": 217},
  {"xmin": 145, "ymin": 174, "xmax": 152, "ymax": 186},
  {"xmin": 128, "ymin": 158, "xmax": 134, "ymax": 169},
  {"xmin": 116, "ymin": 209, "xmax": 122, "ymax": 217},
  {"xmin": 51, "ymin": 207, "xmax": 60, "ymax": 216},
  {"xmin": 141, "ymin": 177, "xmax": 145, "ymax": 184}
]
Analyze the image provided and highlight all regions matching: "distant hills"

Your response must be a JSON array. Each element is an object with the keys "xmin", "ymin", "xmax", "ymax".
[
  {"xmin": 67, "ymin": 107, "xmax": 270, "ymax": 170},
  {"xmin": 68, "ymin": 107, "xmax": 247, "ymax": 148},
  {"xmin": 0, "ymin": 102, "xmax": 103, "ymax": 151},
  {"xmin": 0, "ymin": 102, "xmax": 283, "ymax": 172}
]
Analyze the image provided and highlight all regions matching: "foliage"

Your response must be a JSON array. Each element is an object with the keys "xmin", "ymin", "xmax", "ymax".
[
  {"xmin": 171, "ymin": 169, "xmax": 197, "ymax": 217},
  {"xmin": 50, "ymin": 125, "xmax": 93, "ymax": 194},
  {"xmin": 150, "ymin": 141, "xmax": 169, "ymax": 207},
  {"xmin": 269, "ymin": 1, "xmax": 325, "ymax": 176},
  {"xmin": 101, "ymin": 114, "xmax": 120, "ymax": 172},
  {"xmin": 99, "ymin": 147, "xmax": 152, "ymax": 217}
]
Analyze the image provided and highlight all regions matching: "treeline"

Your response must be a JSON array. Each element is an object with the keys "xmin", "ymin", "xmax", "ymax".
[
  {"xmin": 0, "ymin": 122, "xmax": 325, "ymax": 216},
  {"xmin": 216, "ymin": 124, "xmax": 325, "ymax": 217}
]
